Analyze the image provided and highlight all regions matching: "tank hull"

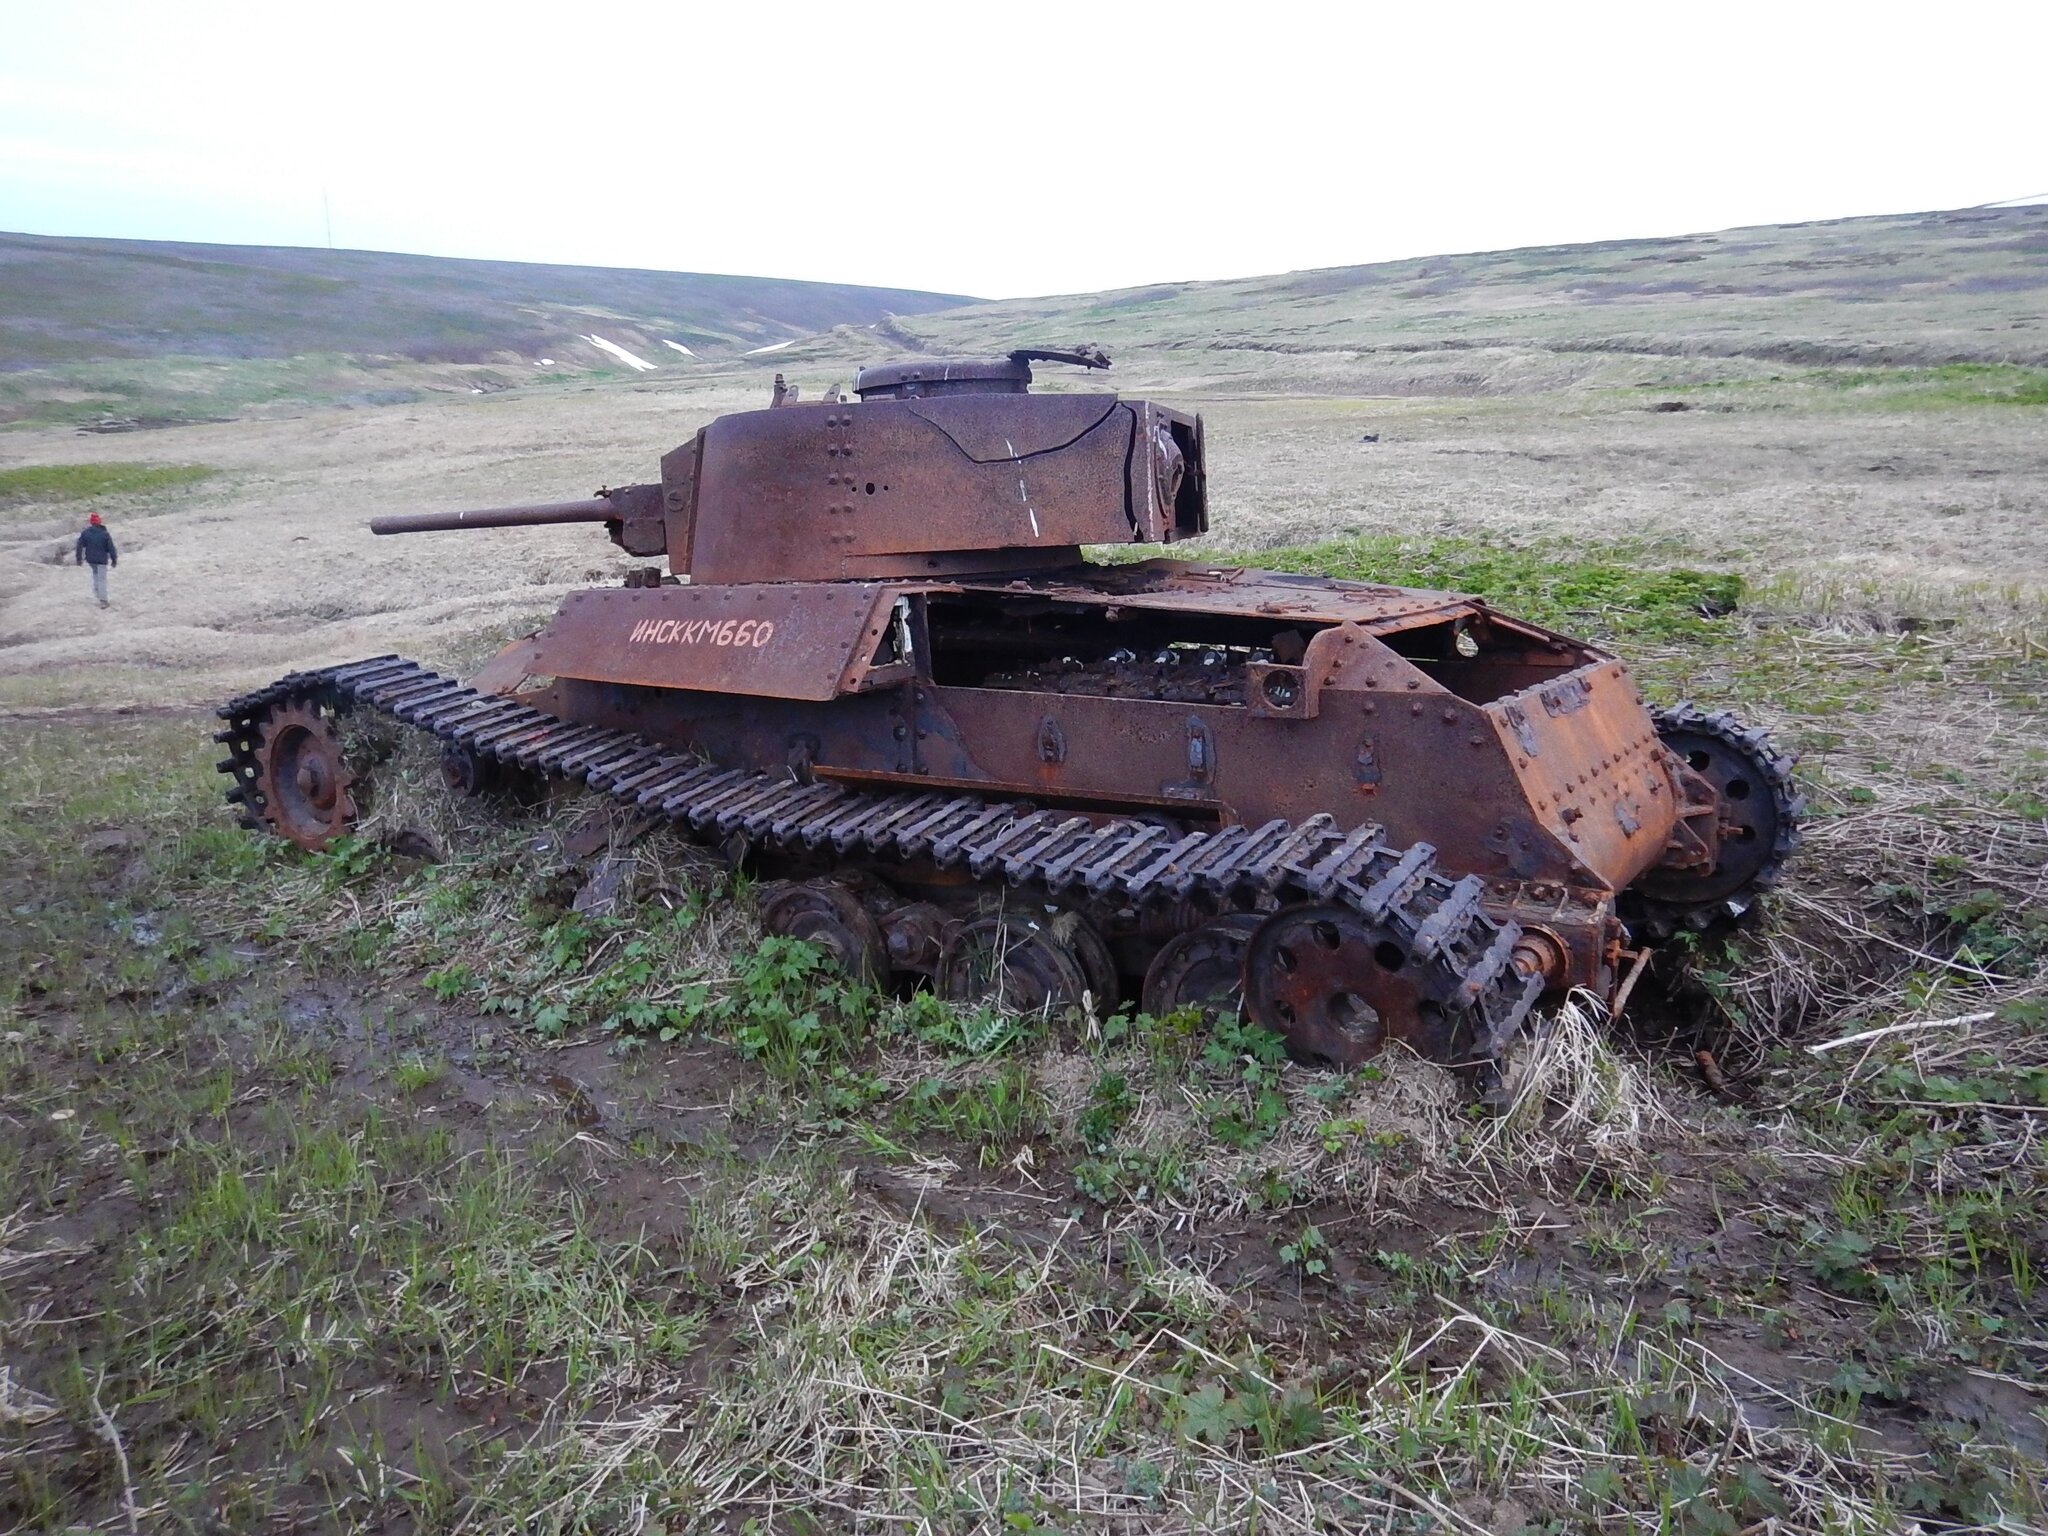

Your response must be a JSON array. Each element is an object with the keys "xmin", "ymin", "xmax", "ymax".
[{"xmin": 473, "ymin": 560, "xmax": 1698, "ymax": 998}]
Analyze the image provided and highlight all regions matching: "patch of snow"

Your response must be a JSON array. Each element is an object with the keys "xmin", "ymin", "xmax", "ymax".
[
  {"xmin": 538, "ymin": 357, "xmax": 556, "ymax": 366},
  {"xmin": 745, "ymin": 339, "xmax": 796, "ymax": 355},
  {"xmin": 580, "ymin": 334, "xmax": 657, "ymax": 372},
  {"xmin": 660, "ymin": 339, "xmax": 696, "ymax": 357}
]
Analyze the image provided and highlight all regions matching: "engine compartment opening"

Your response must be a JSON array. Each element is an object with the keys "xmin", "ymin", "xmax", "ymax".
[
  {"xmin": 923, "ymin": 594, "xmax": 1596, "ymax": 707},
  {"xmin": 1382, "ymin": 616, "xmax": 1591, "ymax": 704},
  {"xmin": 924, "ymin": 594, "xmax": 1300, "ymax": 699}
]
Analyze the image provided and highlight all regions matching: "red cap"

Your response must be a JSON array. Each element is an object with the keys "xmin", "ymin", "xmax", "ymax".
[{"xmin": 88, "ymin": 513, "xmax": 102, "ymax": 524}]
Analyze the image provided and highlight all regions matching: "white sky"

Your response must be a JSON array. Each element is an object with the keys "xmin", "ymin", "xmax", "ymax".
[{"xmin": 1, "ymin": 0, "xmax": 2042, "ymax": 300}]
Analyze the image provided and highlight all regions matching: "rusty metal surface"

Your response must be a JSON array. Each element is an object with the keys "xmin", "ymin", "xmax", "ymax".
[
  {"xmin": 853, "ymin": 346, "xmax": 1109, "ymax": 400},
  {"xmin": 956, "ymin": 560, "xmax": 1508, "ymax": 636},
  {"xmin": 1141, "ymin": 914, "xmax": 1259, "ymax": 1019},
  {"xmin": 532, "ymin": 584, "xmax": 907, "ymax": 701},
  {"xmin": 1481, "ymin": 661, "xmax": 1672, "ymax": 891},
  {"xmin": 1245, "ymin": 904, "xmax": 1452, "ymax": 1065},
  {"xmin": 502, "ymin": 570, "xmax": 1683, "ymax": 901},
  {"xmin": 674, "ymin": 394, "xmax": 1203, "ymax": 584},
  {"xmin": 370, "ymin": 485, "xmax": 667, "ymax": 556},
  {"xmin": 687, "ymin": 396, "xmax": 1114, "ymax": 581},
  {"xmin": 227, "ymin": 699, "xmax": 356, "ymax": 849},
  {"xmin": 854, "ymin": 355, "xmax": 1034, "ymax": 398},
  {"xmin": 369, "ymin": 497, "xmax": 618, "ymax": 534},
  {"xmin": 1480, "ymin": 879, "xmax": 1620, "ymax": 997},
  {"xmin": 360, "ymin": 358, "xmax": 1198, "ymax": 585}
]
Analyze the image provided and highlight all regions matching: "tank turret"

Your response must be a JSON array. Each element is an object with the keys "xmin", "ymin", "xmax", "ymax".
[{"xmin": 370, "ymin": 349, "xmax": 1204, "ymax": 582}]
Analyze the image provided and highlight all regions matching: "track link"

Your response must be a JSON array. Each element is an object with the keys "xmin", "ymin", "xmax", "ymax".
[{"xmin": 218, "ymin": 657, "xmax": 1543, "ymax": 1064}]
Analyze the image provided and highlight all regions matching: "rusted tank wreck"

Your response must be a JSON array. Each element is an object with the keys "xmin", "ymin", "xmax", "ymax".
[{"xmin": 216, "ymin": 347, "xmax": 1799, "ymax": 1085}]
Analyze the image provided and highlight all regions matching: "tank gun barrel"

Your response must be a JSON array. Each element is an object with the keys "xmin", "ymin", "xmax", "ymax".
[{"xmin": 370, "ymin": 497, "xmax": 620, "ymax": 535}]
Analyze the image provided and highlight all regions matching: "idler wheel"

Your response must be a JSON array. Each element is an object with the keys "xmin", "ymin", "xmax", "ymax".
[
  {"xmin": 758, "ymin": 879, "xmax": 889, "ymax": 986},
  {"xmin": 938, "ymin": 911, "xmax": 1090, "ymax": 1017},
  {"xmin": 1141, "ymin": 914, "xmax": 1261, "ymax": 1021},
  {"xmin": 252, "ymin": 700, "xmax": 358, "ymax": 851},
  {"xmin": 1243, "ymin": 905, "xmax": 1461, "ymax": 1066}
]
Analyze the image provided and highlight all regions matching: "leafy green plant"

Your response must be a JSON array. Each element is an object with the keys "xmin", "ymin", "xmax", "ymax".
[
  {"xmin": 423, "ymin": 963, "xmax": 473, "ymax": 1002},
  {"xmin": 312, "ymin": 834, "xmax": 387, "ymax": 888},
  {"xmin": 1072, "ymin": 1148, "xmax": 1187, "ymax": 1207},
  {"xmin": 1170, "ymin": 1375, "xmax": 1323, "ymax": 1454},
  {"xmin": 1278, "ymin": 1223, "xmax": 1329, "ymax": 1277},
  {"xmin": 655, "ymin": 936, "xmax": 879, "ymax": 1075},
  {"xmin": 903, "ymin": 990, "xmax": 1032, "ymax": 1056},
  {"xmin": 1808, "ymin": 1226, "xmax": 1877, "ymax": 1298},
  {"xmin": 1076, "ymin": 1071, "xmax": 1135, "ymax": 1153},
  {"xmin": 1201, "ymin": 1013, "xmax": 1291, "ymax": 1147},
  {"xmin": 392, "ymin": 1053, "xmax": 445, "ymax": 1093}
]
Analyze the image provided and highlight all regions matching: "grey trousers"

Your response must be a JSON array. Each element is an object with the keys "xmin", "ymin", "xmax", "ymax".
[{"xmin": 88, "ymin": 563, "xmax": 109, "ymax": 604}]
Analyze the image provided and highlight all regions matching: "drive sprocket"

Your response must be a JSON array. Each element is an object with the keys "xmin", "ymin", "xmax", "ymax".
[{"xmin": 1628, "ymin": 702, "xmax": 1803, "ymax": 939}]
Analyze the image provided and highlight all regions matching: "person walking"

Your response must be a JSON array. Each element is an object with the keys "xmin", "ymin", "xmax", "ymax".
[{"xmin": 75, "ymin": 512, "xmax": 117, "ymax": 608}]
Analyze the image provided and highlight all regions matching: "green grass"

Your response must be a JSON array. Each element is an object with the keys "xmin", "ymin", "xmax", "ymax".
[
  {"xmin": 1812, "ymin": 362, "xmax": 2048, "ymax": 407},
  {"xmin": 0, "ymin": 460, "xmax": 218, "ymax": 506},
  {"xmin": 0, "ymin": 1013, "xmax": 714, "ymax": 1531},
  {"xmin": 1247, "ymin": 532, "xmax": 1744, "ymax": 642},
  {"xmin": 1643, "ymin": 362, "xmax": 2048, "ymax": 412}
]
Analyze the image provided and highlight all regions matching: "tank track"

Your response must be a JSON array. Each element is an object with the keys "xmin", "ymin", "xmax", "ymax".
[{"xmin": 217, "ymin": 656, "xmax": 1543, "ymax": 1064}]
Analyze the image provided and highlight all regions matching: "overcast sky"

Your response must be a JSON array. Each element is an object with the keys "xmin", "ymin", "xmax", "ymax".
[{"xmin": 3, "ymin": 1, "xmax": 2042, "ymax": 300}]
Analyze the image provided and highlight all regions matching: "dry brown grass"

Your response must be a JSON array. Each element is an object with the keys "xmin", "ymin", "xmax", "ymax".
[{"xmin": 2, "ymin": 352, "xmax": 2043, "ymax": 714}]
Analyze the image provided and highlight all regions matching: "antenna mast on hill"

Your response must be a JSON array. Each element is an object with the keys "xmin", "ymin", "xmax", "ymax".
[{"xmin": 322, "ymin": 187, "xmax": 334, "ymax": 249}]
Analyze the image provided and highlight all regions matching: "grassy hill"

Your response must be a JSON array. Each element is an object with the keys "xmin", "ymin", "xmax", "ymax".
[
  {"xmin": 775, "ymin": 204, "xmax": 2048, "ymax": 397},
  {"xmin": 8, "ymin": 206, "xmax": 2043, "ymax": 429},
  {"xmin": 0, "ymin": 232, "xmax": 974, "ymax": 427}
]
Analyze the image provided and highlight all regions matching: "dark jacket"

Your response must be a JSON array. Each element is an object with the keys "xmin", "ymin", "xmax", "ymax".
[{"xmin": 76, "ymin": 524, "xmax": 116, "ymax": 567}]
